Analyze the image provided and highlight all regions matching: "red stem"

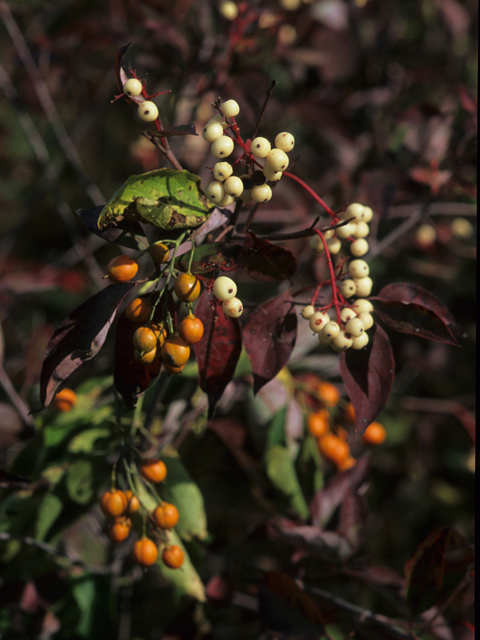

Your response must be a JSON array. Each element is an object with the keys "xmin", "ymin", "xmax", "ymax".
[
  {"xmin": 283, "ymin": 172, "xmax": 336, "ymax": 217},
  {"xmin": 313, "ymin": 229, "xmax": 342, "ymax": 322}
]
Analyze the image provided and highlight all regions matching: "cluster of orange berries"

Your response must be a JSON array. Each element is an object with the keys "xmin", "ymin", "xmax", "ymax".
[
  {"xmin": 52, "ymin": 388, "xmax": 77, "ymax": 412},
  {"xmin": 105, "ymin": 253, "xmax": 204, "ymax": 374},
  {"xmin": 202, "ymin": 99, "xmax": 295, "ymax": 206},
  {"xmin": 306, "ymin": 381, "xmax": 386, "ymax": 471},
  {"xmin": 100, "ymin": 459, "xmax": 184, "ymax": 569}
]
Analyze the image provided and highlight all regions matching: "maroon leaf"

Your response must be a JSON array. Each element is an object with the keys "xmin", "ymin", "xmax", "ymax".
[
  {"xmin": 374, "ymin": 301, "xmax": 458, "ymax": 346},
  {"xmin": 243, "ymin": 290, "xmax": 297, "ymax": 394},
  {"xmin": 114, "ymin": 42, "xmax": 133, "ymax": 93},
  {"xmin": 374, "ymin": 282, "xmax": 456, "ymax": 326},
  {"xmin": 243, "ymin": 232, "xmax": 298, "ymax": 282},
  {"xmin": 404, "ymin": 526, "xmax": 472, "ymax": 616},
  {"xmin": 337, "ymin": 491, "xmax": 369, "ymax": 553},
  {"xmin": 310, "ymin": 456, "xmax": 370, "ymax": 528},
  {"xmin": 339, "ymin": 323, "xmax": 395, "ymax": 438},
  {"xmin": 76, "ymin": 206, "xmax": 148, "ymax": 251},
  {"xmin": 272, "ymin": 523, "xmax": 353, "ymax": 561},
  {"xmin": 193, "ymin": 291, "xmax": 242, "ymax": 418},
  {"xmin": 175, "ymin": 242, "xmax": 255, "ymax": 276},
  {"xmin": 40, "ymin": 283, "xmax": 133, "ymax": 407}
]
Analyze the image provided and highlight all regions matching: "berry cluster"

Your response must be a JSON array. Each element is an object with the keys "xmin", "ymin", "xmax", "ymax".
[
  {"xmin": 99, "ymin": 459, "xmax": 185, "ymax": 569},
  {"xmin": 212, "ymin": 275, "xmax": 243, "ymax": 318},
  {"xmin": 202, "ymin": 99, "xmax": 295, "ymax": 206}
]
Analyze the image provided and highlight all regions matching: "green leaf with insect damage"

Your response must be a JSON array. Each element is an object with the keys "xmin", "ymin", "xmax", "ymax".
[{"xmin": 97, "ymin": 169, "xmax": 213, "ymax": 231}]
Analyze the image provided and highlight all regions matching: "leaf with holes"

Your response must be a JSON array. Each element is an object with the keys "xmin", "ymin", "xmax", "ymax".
[
  {"xmin": 175, "ymin": 242, "xmax": 254, "ymax": 276},
  {"xmin": 40, "ymin": 283, "xmax": 133, "ymax": 407},
  {"xmin": 193, "ymin": 291, "xmax": 242, "ymax": 418},
  {"xmin": 243, "ymin": 290, "xmax": 297, "ymax": 394},
  {"xmin": 76, "ymin": 206, "xmax": 148, "ymax": 250},
  {"xmin": 339, "ymin": 324, "xmax": 394, "ymax": 438},
  {"xmin": 243, "ymin": 232, "xmax": 298, "ymax": 282}
]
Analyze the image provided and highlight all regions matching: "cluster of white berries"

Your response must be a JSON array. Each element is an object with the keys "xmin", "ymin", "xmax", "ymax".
[
  {"xmin": 212, "ymin": 276, "xmax": 243, "ymax": 318},
  {"xmin": 202, "ymin": 99, "xmax": 295, "ymax": 207},
  {"xmin": 123, "ymin": 78, "xmax": 160, "ymax": 123},
  {"xmin": 309, "ymin": 202, "xmax": 373, "ymax": 259},
  {"xmin": 302, "ymin": 298, "xmax": 374, "ymax": 352}
]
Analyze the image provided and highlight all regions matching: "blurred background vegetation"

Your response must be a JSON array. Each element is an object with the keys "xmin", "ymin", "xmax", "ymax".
[{"xmin": 0, "ymin": 0, "xmax": 475, "ymax": 638}]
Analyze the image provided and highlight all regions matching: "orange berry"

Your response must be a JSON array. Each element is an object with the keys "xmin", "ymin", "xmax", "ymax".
[
  {"xmin": 109, "ymin": 518, "xmax": 131, "ymax": 542},
  {"xmin": 149, "ymin": 242, "xmax": 170, "ymax": 264},
  {"xmin": 307, "ymin": 410, "xmax": 330, "ymax": 438},
  {"xmin": 152, "ymin": 324, "xmax": 168, "ymax": 348},
  {"xmin": 162, "ymin": 545, "xmax": 184, "ymax": 569},
  {"xmin": 100, "ymin": 490, "xmax": 128, "ymax": 518},
  {"xmin": 125, "ymin": 298, "xmax": 153, "ymax": 324},
  {"xmin": 153, "ymin": 502, "xmax": 179, "ymax": 529},
  {"xmin": 334, "ymin": 425, "xmax": 349, "ymax": 441},
  {"xmin": 344, "ymin": 402, "xmax": 356, "ymax": 424},
  {"xmin": 337, "ymin": 456, "xmax": 356, "ymax": 472},
  {"xmin": 133, "ymin": 326, "xmax": 157, "ymax": 353},
  {"xmin": 174, "ymin": 273, "xmax": 201, "ymax": 302},
  {"xmin": 163, "ymin": 363, "xmax": 185, "ymax": 375},
  {"xmin": 125, "ymin": 490, "xmax": 140, "ymax": 515},
  {"xmin": 161, "ymin": 337, "xmax": 190, "ymax": 368},
  {"xmin": 178, "ymin": 315, "xmax": 204, "ymax": 345},
  {"xmin": 318, "ymin": 434, "xmax": 350, "ymax": 466},
  {"xmin": 53, "ymin": 388, "xmax": 77, "ymax": 412},
  {"xmin": 361, "ymin": 422, "xmax": 386, "ymax": 445},
  {"xmin": 139, "ymin": 459, "xmax": 167, "ymax": 484},
  {"xmin": 317, "ymin": 382, "xmax": 340, "ymax": 407},
  {"xmin": 106, "ymin": 255, "xmax": 138, "ymax": 283},
  {"xmin": 134, "ymin": 347, "xmax": 158, "ymax": 364},
  {"xmin": 132, "ymin": 537, "xmax": 158, "ymax": 567}
]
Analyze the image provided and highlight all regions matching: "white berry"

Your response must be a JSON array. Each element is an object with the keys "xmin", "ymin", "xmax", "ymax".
[
  {"xmin": 309, "ymin": 312, "xmax": 329, "ymax": 333},
  {"xmin": 275, "ymin": 132, "xmax": 295, "ymax": 152},
  {"xmin": 351, "ymin": 299, "xmax": 373, "ymax": 314},
  {"xmin": 211, "ymin": 136, "xmax": 234, "ymax": 158},
  {"xmin": 224, "ymin": 176, "xmax": 244, "ymax": 197},
  {"xmin": 309, "ymin": 235, "xmax": 324, "ymax": 253},
  {"xmin": 223, "ymin": 297, "xmax": 243, "ymax": 318},
  {"xmin": 358, "ymin": 312, "xmax": 374, "ymax": 330},
  {"xmin": 327, "ymin": 237, "xmax": 342, "ymax": 255},
  {"xmin": 219, "ymin": 0, "xmax": 239, "ymax": 20},
  {"xmin": 217, "ymin": 194, "xmax": 235, "ymax": 207},
  {"xmin": 351, "ymin": 333, "xmax": 369, "ymax": 350},
  {"xmin": 348, "ymin": 259, "xmax": 369, "ymax": 278},
  {"xmin": 213, "ymin": 276, "xmax": 237, "ymax": 301},
  {"xmin": 203, "ymin": 122, "xmax": 224, "ymax": 142},
  {"xmin": 301, "ymin": 305, "xmax": 316, "ymax": 319},
  {"xmin": 340, "ymin": 307, "xmax": 357, "ymax": 323},
  {"xmin": 251, "ymin": 137, "xmax": 271, "ymax": 158},
  {"xmin": 138, "ymin": 101, "xmax": 158, "ymax": 122},
  {"xmin": 332, "ymin": 330, "xmax": 353, "ymax": 351},
  {"xmin": 123, "ymin": 78, "xmax": 143, "ymax": 96},
  {"xmin": 221, "ymin": 99, "xmax": 240, "ymax": 117},
  {"xmin": 361, "ymin": 206, "xmax": 373, "ymax": 223},
  {"xmin": 322, "ymin": 321, "xmax": 340, "ymax": 340},
  {"xmin": 250, "ymin": 184, "xmax": 272, "ymax": 203},
  {"xmin": 354, "ymin": 276, "xmax": 373, "ymax": 297},
  {"xmin": 339, "ymin": 280, "xmax": 356, "ymax": 298},
  {"xmin": 345, "ymin": 317, "xmax": 365, "ymax": 337},
  {"xmin": 345, "ymin": 203, "xmax": 365, "ymax": 221},
  {"xmin": 263, "ymin": 164, "xmax": 283, "ymax": 181},
  {"xmin": 213, "ymin": 162, "xmax": 233, "ymax": 182},
  {"xmin": 266, "ymin": 149, "xmax": 289, "ymax": 172},
  {"xmin": 206, "ymin": 181, "xmax": 225, "ymax": 202},
  {"xmin": 350, "ymin": 239, "xmax": 369, "ymax": 257},
  {"xmin": 336, "ymin": 222, "xmax": 355, "ymax": 239},
  {"xmin": 353, "ymin": 222, "xmax": 370, "ymax": 239}
]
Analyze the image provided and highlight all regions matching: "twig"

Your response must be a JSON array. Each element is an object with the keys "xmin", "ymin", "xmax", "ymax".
[
  {"xmin": 252, "ymin": 80, "xmax": 277, "ymax": 139},
  {"xmin": 0, "ymin": 362, "xmax": 35, "ymax": 429}
]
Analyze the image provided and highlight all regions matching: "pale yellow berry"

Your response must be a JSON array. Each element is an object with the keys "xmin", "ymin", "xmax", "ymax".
[
  {"xmin": 327, "ymin": 237, "xmax": 342, "ymax": 254},
  {"xmin": 353, "ymin": 222, "xmax": 370, "ymax": 238},
  {"xmin": 301, "ymin": 305, "xmax": 316, "ymax": 320},
  {"xmin": 138, "ymin": 101, "xmax": 159, "ymax": 122},
  {"xmin": 281, "ymin": 0, "xmax": 301, "ymax": 9},
  {"xmin": 351, "ymin": 333, "xmax": 369, "ymax": 350},
  {"xmin": 350, "ymin": 239, "xmax": 369, "ymax": 257},
  {"xmin": 339, "ymin": 280, "xmax": 356, "ymax": 298},
  {"xmin": 211, "ymin": 136, "xmax": 234, "ymax": 158},
  {"xmin": 340, "ymin": 307, "xmax": 357, "ymax": 323},
  {"xmin": 358, "ymin": 312, "xmax": 374, "ymax": 330},
  {"xmin": 206, "ymin": 181, "xmax": 226, "ymax": 202},
  {"xmin": 322, "ymin": 321, "xmax": 340, "ymax": 340},
  {"xmin": 250, "ymin": 184, "xmax": 272, "ymax": 203},
  {"xmin": 213, "ymin": 276, "xmax": 237, "ymax": 301},
  {"xmin": 415, "ymin": 224, "xmax": 436, "ymax": 246},
  {"xmin": 309, "ymin": 312, "xmax": 329, "ymax": 333},
  {"xmin": 336, "ymin": 223, "xmax": 355, "ymax": 239},
  {"xmin": 213, "ymin": 162, "xmax": 233, "ymax": 181},
  {"xmin": 348, "ymin": 259, "xmax": 369, "ymax": 278},
  {"xmin": 223, "ymin": 297, "xmax": 243, "ymax": 318},
  {"xmin": 274, "ymin": 132, "xmax": 295, "ymax": 152},
  {"xmin": 319, "ymin": 332, "xmax": 334, "ymax": 345},
  {"xmin": 224, "ymin": 176, "xmax": 244, "ymax": 197},
  {"xmin": 332, "ymin": 330, "xmax": 353, "ymax": 351},
  {"xmin": 266, "ymin": 149, "xmax": 289, "ymax": 172},
  {"xmin": 219, "ymin": 1, "xmax": 239, "ymax": 20},
  {"xmin": 202, "ymin": 122, "xmax": 225, "ymax": 142},
  {"xmin": 221, "ymin": 99, "xmax": 240, "ymax": 117},
  {"xmin": 309, "ymin": 235, "xmax": 324, "ymax": 253},
  {"xmin": 123, "ymin": 78, "xmax": 143, "ymax": 96},
  {"xmin": 345, "ymin": 317, "xmax": 365, "ymax": 337},
  {"xmin": 207, "ymin": 114, "xmax": 227, "ymax": 127},
  {"xmin": 345, "ymin": 203, "xmax": 365, "ymax": 221},
  {"xmin": 217, "ymin": 194, "xmax": 235, "ymax": 207},
  {"xmin": 450, "ymin": 217, "xmax": 474, "ymax": 239},
  {"xmin": 251, "ymin": 137, "xmax": 271, "ymax": 158},
  {"xmin": 354, "ymin": 276, "xmax": 373, "ymax": 297},
  {"xmin": 263, "ymin": 165, "xmax": 283, "ymax": 181},
  {"xmin": 351, "ymin": 299, "xmax": 373, "ymax": 314},
  {"xmin": 361, "ymin": 206, "xmax": 373, "ymax": 223}
]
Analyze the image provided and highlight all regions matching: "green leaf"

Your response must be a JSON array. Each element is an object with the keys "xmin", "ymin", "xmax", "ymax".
[
  {"xmin": 66, "ymin": 459, "xmax": 94, "ymax": 505},
  {"xmin": 157, "ymin": 530, "xmax": 206, "ymax": 602},
  {"xmin": 267, "ymin": 408, "xmax": 287, "ymax": 451},
  {"xmin": 265, "ymin": 445, "xmax": 309, "ymax": 519},
  {"xmin": 35, "ymin": 493, "xmax": 63, "ymax": 540},
  {"xmin": 97, "ymin": 169, "xmax": 213, "ymax": 231},
  {"xmin": 68, "ymin": 428, "xmax": 111, "ymax": 453},
  {"xmin": 161, "ymin": 454, "xmax": 208, "ymax": 541}
]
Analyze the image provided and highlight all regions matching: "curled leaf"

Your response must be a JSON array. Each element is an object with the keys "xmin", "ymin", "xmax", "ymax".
[{"xmin": 76, "ymin": 206, "xmax": 148, "ymax": 250}]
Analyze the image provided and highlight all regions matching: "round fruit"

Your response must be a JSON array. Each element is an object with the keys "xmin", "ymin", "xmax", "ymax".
[
  {"xmin": 354, "ymin": 276, "xmax": 373, "ymax": 298},
  {"xmin": 344, "ymin": 402, "xmax": 355, "ymax": 424},
  {"xmin": 332, "ymin": 330, "xmax": 353, "ymax": 351},
  {"xmin": 152, "ymin": 323, "xmax": 168, "ymax": 348},
  {"xmin": 217, "ymin": 194, "xmax": 235, "ymax": 207},
  {"xmin": 307, "ymin": 410, "xmax": 330, "ymax": 438},
  {"xmin": 351, "ymin": 299, "xmax": 373, "ymax": 314},
  {"xmin": 350, "ymin": 239, "xmax": 369, "ymax": 257},
  {"xmin": 222, "ymin": 297, "xmax": 243, "ymax": 318},
  {"xmin": 340, "ymin": 307, "xmax": 357, "ymax": 323},
  {"xmin": 327, "ymin": 237, "xmax": 342, "ymax": 254},
  {"xmin": 106, "ymin": 255, "xmax": 138, "ymax": 283},
  {"xmin": 344, "ymin": 203, "xmax": 365, "ymax": 221},
  {"xmin": 361, "ymin": 206, "xmax": 373, "ymax": 223},
  {"xmin": 109, "ymin": 519, "xmax": 131, "ymax": 542},
  {"xmin": 213, "ymin": 276, "xmax": 237, "ymax": 301},
  {"xmin": 224, "ymin": 176, "xmax": 244, "ymax": 197},
  {"xmin": 125, "ymin": 298, "xmax": 152, "ymax": 324},
  {"xmin": 251, "ymin": 137, "xmax": 271, "ymax": 158},
  {"xmin": 100, "ymin": 490, "xmax": 128, "ymax": 518},
  {"xmin": 348, "ymin": 259, "xmax": 369, "ymax": 278},
  {"xmin": 317, "ymin": 382, "xmax": 340, "ymax": 407},
  {"xmin": 338, "ymin": 456, "xmax": 356, "ymax": 472},
  {"xmin": 132, "ymin": 537, "xmax": 158, "ymax": 567},
  {"xmin": 153, "ymin": 502, "xmax": 179, "ymax": 529},
  {"xmin": 139, "ymin": 459, "xmax": 167, "ymax": 483},
  {"xmin": 358, "ymin": 312, "xmax": 374, "ymax": 330},
  {"xmin": 339, "ymin": 280, "xmax": 356, "ymax": 298},
  {"xmin": 213, "ymin": 162, "xmax": 233, "ymax": 182},
  {"xmin": 351, "ymin": 333, "xmax": 369, "ymax": 349},
  {"xmin": 345, "ymin": 317, "xmax": 365, "ymax": 337},
  {"xmin": 336, "ymin": 222, "xmax": 355, "ymax": 239},
  {"xmin": 301, "ymin": 305, "xmax": 316, "ymax": 320},
  {"xmin": 353, "ymin": 222, "xmax": 370, "ymax": 238},
  {"xmin": 53, "ymin": 388, "xmax": 77, "ymax": 412},
  {"xmin": 221, "ymin": 99, "xmax": 240, "ymax": 117},
  {"xmin": 161, "ymin": 337, "xmax": 191, "ymax": 367},
  {"xmin": 133, "ymin": 326, "xmax": 157, "ymax": 353},
  {"xmin": 309, "ymin": 234, "xmax": 325, "ymax": 253},
  {"xmin": 149, "ymin": 242, "xmax": 170, "ymax": 264},
  {"xmin": 274, "ymin": 132, "xmax": 295, "ymax": 152},
  {"xmin": 318, "ymin": 433, "xmax": 350, "ymax": 466},
  {"xmin": 250, "ymin": 184, "xmax": 272, "ymax": 203},
  {"xmin": 202, "ymin": 122, "xmax": 224, "ymax": 143},
  {"xmin": 206, "ymin": 180, "xmax": 226, "ymax": 203},
  {"xmin": 134, "ymin": 347, "xmax": 157, "ymax": 364},
  {"xmin": 138, "ymin": 101, "xmax": 159, "ymax": 122},
  {"xmin": 123, "ymin": 78, "xmax": 143, "ymax": 97},
  {"xmin": 211, "ymin": 136, "xmax": 234, "ymax": 158},
  {"xmin": 162, "ymin": 545, "xmax": 185, "ymax": 569},
  {"xmin": 263, "ymin": 164, "xmax": 283, "ymax": 181},
  {"xmin": 178, "ymin": 315, "xmax": 204, "ymax": 344},
  {"xmin": 174, "ymin": 273, "xmax": 201, "ymax": 302},
  {"xmin": 125, "ymin": 490, "xmax": 140, "ymax": 515},
  {"xmin": 309, "ymin": 312, "xmax": 329, "ymax": 333},
  {"xmin": 450, "ymin": 217, "xmax": 474, "ymax": 239},
  {"xmin": 322, "ymin": 322, "xmax": 340, "ymax": 340},
  {"xmin": 266, "ymin": 149, "xmax": 289, "ymax": 172},
  {"xmin": 361, "ymin": 421, "xmax": 386, "ymax": 445},
  {"xmin": 163, "ymin": 363, "xmax": 185, "ymax": 375}
]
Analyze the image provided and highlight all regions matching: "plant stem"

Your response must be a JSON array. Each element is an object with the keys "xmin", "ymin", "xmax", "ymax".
[{"xmin": 283, "ymin": 171, "xmax": 336, "ymax": 217}]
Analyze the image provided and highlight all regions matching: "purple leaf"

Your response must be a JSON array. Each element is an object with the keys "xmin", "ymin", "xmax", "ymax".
[
  {"xmin": 114, "ymin": 42, "xmax": 133, "ymax": 93},
  {"xmin": 193, "ymin": 291, "xmax": 242, "ymax": 418},
  {"xmin": 175, "ymin": 242, "xmax": 255, "ymax": 276},
  {"xmin": 244, "ymin": 232, "xmax": 298, "ymax": 282},
  {"xmin": 272, "ymin": 523, "xmax": 353, "ymax": 561},
  {"xmin": 243, "ymin": 290, "xmax": 297, "ymax": 394},
  {"xmin": 339, "ymin": 323, "xmax": 395, "ymax": 438},
  {"xmin": 40, "ymin": 283, "xmax": 133, "ymax": 407},
  {"xmin": 337, "ymin": 491, "xmax": 369, "ymax": 553},
  {"xmin": 76, "ymin": 206, "xmax": 148, "ymax": 250}
]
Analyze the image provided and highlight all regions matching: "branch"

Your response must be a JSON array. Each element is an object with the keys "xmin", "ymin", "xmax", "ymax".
[{"xmin": 0, "ymin": 362, "xmax": 34, "ymax": 429}]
